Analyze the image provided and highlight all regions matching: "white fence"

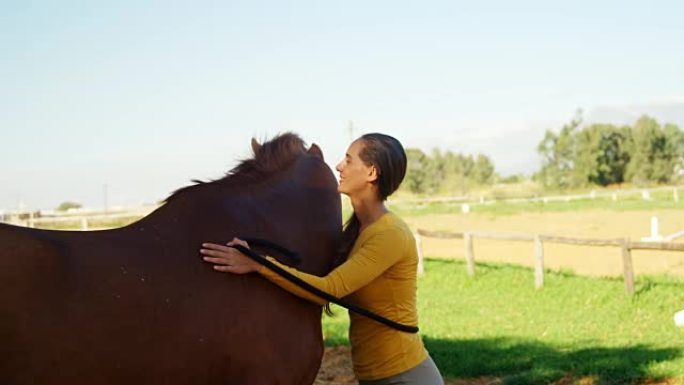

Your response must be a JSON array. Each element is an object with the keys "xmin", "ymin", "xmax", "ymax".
[
  {"xmin": 391, "ymin": 185, "xmax": 682, "ymax": 207},
  {"xmin": 1, "ymin": 206, "xmax": 158, "ymax": 230}
]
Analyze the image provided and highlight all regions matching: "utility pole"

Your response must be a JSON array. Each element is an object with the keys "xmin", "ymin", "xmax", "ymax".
[
  {"xmin": 103, "ymin": 183, "xmax": 109, "ymax": 213},
  {"xmin": 347, "ymin": 120, "xmax": 356, "ymax": 141}
]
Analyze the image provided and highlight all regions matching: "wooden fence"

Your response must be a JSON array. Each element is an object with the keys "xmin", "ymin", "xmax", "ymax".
[{"xmin": 415, "ymin": 229, "xmax": 684, "ymax": 295}]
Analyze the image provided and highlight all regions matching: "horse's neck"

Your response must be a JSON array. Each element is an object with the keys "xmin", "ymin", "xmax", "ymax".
[{"xmin": 133, "ymin": 187, "xmax": 258, "ymax": 237}]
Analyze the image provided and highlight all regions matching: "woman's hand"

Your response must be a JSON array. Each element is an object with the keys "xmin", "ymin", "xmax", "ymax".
[{"xmin": 200, "ymin": 237, "xmax": 262, "ymax": 274}]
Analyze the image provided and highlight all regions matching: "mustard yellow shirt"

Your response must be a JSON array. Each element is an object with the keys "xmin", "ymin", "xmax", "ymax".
[{"xmin": 257, "ymin": 212, "xmax": 428, "ymax": 381}]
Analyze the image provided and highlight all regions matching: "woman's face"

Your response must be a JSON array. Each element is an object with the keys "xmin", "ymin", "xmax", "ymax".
[{"xmin": 335, "ymin": 140, "xmax": 375, "ymax": 196}]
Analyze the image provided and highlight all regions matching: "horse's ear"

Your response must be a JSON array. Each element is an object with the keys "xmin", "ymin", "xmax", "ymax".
[
  {"xmin": 251, "ymin": 138, "xmax": 262, "ymax": 154},
  {"xmin": 308, "ymin": 143, "xmax": 324, "ymax": 160}
]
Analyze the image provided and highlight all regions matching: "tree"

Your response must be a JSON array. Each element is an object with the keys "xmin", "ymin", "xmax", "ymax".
[
  {"xmin": 536, "ymin": 112, "xmax": 684, "ymax": 188},
  {"xmin": 447, "ymin": 153, "xmax": 475, "ymax": 194},
  {"xmin": 403, "ymin": 148, "xmax": 497, "ymax": 195},
  {"xmin": 425, "ymin": 148, "xmax": 444, "ymax": 193},
  {"xmin": 57, "ymin": 201, "xmax": 82, "ymax": 211},
  {"xmin": 664, "ymin": 123, "xmax": 684, "ymax": 182},
  {"xmin": 625, "ymin": 115, "xmax": 679, "ymax": 184},
  {"xmin": 575, "ymin": 124, "xmax": 630, "ymax": 186},
  {"xmin": 473, "ymin": 154, "xmax": 495, "ymax": 184},
  {"xmin": 404, "ymin": 148, "xmax": 431, "ymax": 194},
  {"xmin": 439, "ymin": 151, "xmax": 467, "ymax": 194},
  {"xmin": 536, "ymin": 110, "xmax": 583, "ymax": 188}
]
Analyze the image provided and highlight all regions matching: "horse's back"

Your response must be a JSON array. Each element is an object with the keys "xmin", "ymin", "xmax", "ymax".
[
  {"xmin": 0, "ymin": 223, "xmax": 323, "ymax": 385},
  {"xmin": 0, "ymin": 224, "xmax": 67, "ymax": 383}
]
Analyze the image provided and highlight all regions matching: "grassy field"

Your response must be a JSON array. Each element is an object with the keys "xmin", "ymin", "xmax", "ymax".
[
  {"xmin": 322, "ymin": 259, "xmax": 684, "ymax": 384},
  {"xmin": 385, "ymin": 192, "xmax": 684, "ymax": 218},
  {"xmin": 34, "ymin": 217, "xmax": 140, "ymax": 230}
]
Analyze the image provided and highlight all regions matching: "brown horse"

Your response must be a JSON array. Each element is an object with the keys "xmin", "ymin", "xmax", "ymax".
[{"xmin": 0, "ymin": 133, "xmax": 342, "ymax": 385}]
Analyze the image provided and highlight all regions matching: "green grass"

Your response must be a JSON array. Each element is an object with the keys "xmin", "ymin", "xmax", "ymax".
[
  {"xmin": 385, "ymin": 196, "xmax": 684, "ymax": 217},
  {"xmin": 34, "ymin": 217, "xmax": 139, "ymax": 230},
  {"xmin": 322, "ymin": 259, "xmax": 684, "ymax": 384}
]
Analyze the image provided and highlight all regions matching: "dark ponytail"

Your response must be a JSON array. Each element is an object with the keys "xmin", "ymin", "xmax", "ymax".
[{"xmin": 338, "ymin": 214, "xmax": 361, "ymax": 261}]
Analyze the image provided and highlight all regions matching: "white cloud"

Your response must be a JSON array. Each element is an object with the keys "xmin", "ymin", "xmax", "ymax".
[{"xmin": 587, "ymin": 100, "xmax": 684, "ymax": 126}]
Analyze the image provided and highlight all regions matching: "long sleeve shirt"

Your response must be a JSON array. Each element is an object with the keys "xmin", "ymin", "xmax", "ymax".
[{"xmin": 257, "ymin": 212, "xmax": 428, "ymax": 381}]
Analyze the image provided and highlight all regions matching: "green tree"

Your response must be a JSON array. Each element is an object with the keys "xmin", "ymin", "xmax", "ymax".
[
  {"xmin": 452, "ymin": 154, "xmax": 476, "ymax": 194},
  {"xmin": 473, "ymin": 154, "xmax": 495, "ymax": 184},
  {"xmin": 664, "ymin": 122, "xmax": 684, "ymax": 182},
  {"xmin": 625, "ymin": 116, "xmax": 679, "ymax": 184},
  {"xmin": 405, "ymin": 148, "xmax": 430, "ymax": 194},
  {"xmin": 536, "ymin": 110, "xmax": 583, "ymax": 188},
  {"xmin": 57, "ymin": 201, "xmax": 82, "ymax": 211},
  {"xmin": 425, "ymin": 148, "xmax": 444, "ymax": 193},
  {"xmin": 575, "ymin": 124, "xmax": 630, "ymax": 186},
  {"xmin": 403, "ymin": 148, "xmax": 497, "ymax": 195},
  {"xmin": 439, "ymin": 151, "xmax": 466, "ymax": 194}
]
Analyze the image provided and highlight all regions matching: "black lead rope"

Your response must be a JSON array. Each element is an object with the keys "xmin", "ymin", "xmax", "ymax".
[
  {"xmin": 241, "ymin": 238, "xmax": 302, "ymax": 265},
  {"xmin": 231, "ymin": 242, "xmax": 419, "ymax": 334}
]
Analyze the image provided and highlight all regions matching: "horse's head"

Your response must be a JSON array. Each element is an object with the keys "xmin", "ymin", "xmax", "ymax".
[{"xmin": 167, "ymin": 133, "xmax": 342, "ymax": 276}]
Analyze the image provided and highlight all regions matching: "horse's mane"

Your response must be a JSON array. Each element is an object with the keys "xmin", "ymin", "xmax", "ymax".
[{"xmin": 165, "ymin": 132, "xmax": 308, "ymax": 202}]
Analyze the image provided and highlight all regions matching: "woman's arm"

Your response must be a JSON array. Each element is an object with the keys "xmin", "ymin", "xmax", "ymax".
[
  {"xmin": 257, "ymin": 228, "xmax": 407, "ymax": 305},
  {"xmin": 201, "ymin": 229, "xmax": 408, "ymax": 306}
]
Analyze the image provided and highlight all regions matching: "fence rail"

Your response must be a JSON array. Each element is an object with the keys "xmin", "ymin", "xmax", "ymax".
[
  {"xmin": 25, "ymin": 213, "xmax": 145, "ymax": 230},
  {"xmin": 415, "ymin": 229, "xmax": 684, "ymax": 295},
  {"xmin": 1, "ymin": 210, "xmax": 154, "ymax": 230},
  {"xmin": 393, "ymin": 185, "xmax": 683, "ymax": 206}
]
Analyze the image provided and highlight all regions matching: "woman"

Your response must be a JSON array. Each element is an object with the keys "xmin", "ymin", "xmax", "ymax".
[{"xmin": 200, "ymin": 133, "xmax": 444, "ymax": 385}]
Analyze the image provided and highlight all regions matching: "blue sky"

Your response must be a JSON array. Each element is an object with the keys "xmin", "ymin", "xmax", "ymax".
[{"xmin": 2, "ymin": 0, "xmax": 683, "ymax": 211}]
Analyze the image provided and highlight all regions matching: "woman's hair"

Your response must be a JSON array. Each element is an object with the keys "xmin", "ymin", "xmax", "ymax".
[{"xmin": 338, "ymin": 133, "xmax": 407, "ymax": 258}]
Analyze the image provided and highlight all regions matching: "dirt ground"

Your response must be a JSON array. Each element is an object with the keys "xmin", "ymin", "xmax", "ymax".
[
  {"xmin": 404, "ymin": 209, "xmax": 684, "ymax": 277},
  {"xmin": 314, "ymin": 346, "xmax": 680, "ymax": 385}
]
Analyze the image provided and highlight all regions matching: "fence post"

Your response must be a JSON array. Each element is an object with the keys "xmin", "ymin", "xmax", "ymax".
[
  {"xmin": 81, "ymin": 217, "xmax": 88, "ymax": 231},
  {"xmin": 621, "ymin": 239, "xmax": 635, "ymax": 295},
  {"xmin": 464, "ymin": 232, "xmax": 475, "ymax": 277},
  {"xmin": 641, "ymin": 190, "xmax": 651, "ymax": 201},
  {"xmin": 675, "ymin": 187, "xmax": 680, "ymax": 203},
  {"xmin": 534, "ymin": 235, "xmax": 544, "ymax": 289},
  {"xmin": 414, "ymin": 231, "xmax": 424, "ymax": 276}
]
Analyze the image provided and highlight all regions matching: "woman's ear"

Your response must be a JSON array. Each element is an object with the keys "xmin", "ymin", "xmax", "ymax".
[{"xmin": 367, "ymin": 165, "xmax": 379, "ymax": 182}]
